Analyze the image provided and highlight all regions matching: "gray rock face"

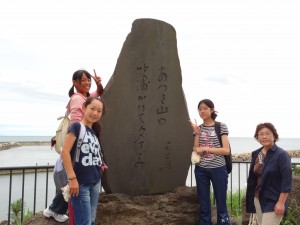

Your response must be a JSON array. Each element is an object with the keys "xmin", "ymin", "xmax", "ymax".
[
  {"xmin": 98, "ymin": 186, "xmax": 199, "ymax": 225},
  {"xmin": 101, "ymin": 18, "xmax": 193, "ymax": 195}
]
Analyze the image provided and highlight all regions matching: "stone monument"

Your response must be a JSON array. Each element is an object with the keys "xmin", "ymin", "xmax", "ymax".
[{"xmin": 101, "ymin": 18, "xmax": 193, "ymax": 195}]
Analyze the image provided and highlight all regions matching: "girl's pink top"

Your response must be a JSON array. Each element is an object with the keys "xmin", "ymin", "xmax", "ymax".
[{"xmin": 66, "ymin": 91, "xmax": 98, "ymax": 123}]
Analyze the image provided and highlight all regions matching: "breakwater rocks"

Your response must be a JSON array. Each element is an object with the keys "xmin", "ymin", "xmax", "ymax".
[
  {"xmin": 232, "ymin": 150, "xmax": 300, "ymax": 162},
  {"xmin": 0, "ymin": 142, "xmax": 21, "ymax": 151},
  {"xmin": 1, "ymin": 141, "xmax": 300, "ymax": 161},
  {"xmin": 0, "ymin": 141, "xmax": 50, "ymax": 151}
]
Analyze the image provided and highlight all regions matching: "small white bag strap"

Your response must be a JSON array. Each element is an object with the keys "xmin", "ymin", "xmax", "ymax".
[{"xmin": 57, "ymin": 110, "xmax": 70, "ymax": 121}]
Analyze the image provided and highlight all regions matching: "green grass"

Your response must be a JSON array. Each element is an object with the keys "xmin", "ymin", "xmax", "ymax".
[{"xmin": 227, "ymin": 189, "xmax": 245, "ymax": 221}]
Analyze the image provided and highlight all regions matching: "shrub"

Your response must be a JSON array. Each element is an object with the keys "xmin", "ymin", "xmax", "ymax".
[
  {"xmin": 10, "ymin": 198, "xmax": 32, "ymax": 225},
  {"xmin": 292, "ymin": 165, "xmax": 300, "ymax": 176},
  {"xmin": 281, "ymin": 198, "xmax": 300, "ymax": 225}
]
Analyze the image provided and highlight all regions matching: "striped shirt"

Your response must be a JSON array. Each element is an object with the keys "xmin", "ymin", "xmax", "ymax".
[{"xmin": 196, "ymin": 122, "xmax": 229, "ymax": 169}]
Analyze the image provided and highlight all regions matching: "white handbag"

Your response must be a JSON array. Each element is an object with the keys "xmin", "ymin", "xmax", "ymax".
[{"xmin": 191, "ymin": 151, "xmax": 201, "ymax": 164}]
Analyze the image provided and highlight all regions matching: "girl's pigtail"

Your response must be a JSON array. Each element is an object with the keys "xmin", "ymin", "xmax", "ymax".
[{"xmin": 68, "ymin": 85, "xmax": 75, "ymax": 97}]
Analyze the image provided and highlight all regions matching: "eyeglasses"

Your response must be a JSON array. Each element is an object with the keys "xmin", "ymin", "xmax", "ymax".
[
  {"xmin": 258, "ymin": 132, "xmax": 272, "ymax": 137},
  {"xmin": 198, "ymin": 107, "xmax": 210, "ymax": 112}
]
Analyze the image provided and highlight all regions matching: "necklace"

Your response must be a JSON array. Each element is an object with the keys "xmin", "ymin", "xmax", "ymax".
[{"xmin": 258, "ymin": 151, "xmax": 264, "ymax": 165}]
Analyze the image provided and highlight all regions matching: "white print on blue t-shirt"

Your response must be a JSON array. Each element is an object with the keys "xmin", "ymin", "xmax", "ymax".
[{"xmin": 80, "ymin": 130, "xmax": 102, "ymax": 166}]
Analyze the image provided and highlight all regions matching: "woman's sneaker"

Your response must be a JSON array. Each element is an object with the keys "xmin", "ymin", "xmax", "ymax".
[{"xmin": 43, "ymin": 207, "xmax": 69, "ymax": 223}]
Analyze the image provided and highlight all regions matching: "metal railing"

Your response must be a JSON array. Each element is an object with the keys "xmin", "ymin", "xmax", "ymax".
[
  {"xmin": 0, "ymin": 165, "xmax": 53, "ymax": 224},
  {"xmin": 188, "ymin": 161, "xmax": 300, "ymax": 212},
  {"xmin": 0, "ymin": 162, "xmax": 299, "ymax": 224}
]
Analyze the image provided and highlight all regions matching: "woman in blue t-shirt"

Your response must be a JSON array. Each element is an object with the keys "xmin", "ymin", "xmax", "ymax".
[{"xmin": 61, "ymin": 97, "xmax": 105, "ymax": 225}]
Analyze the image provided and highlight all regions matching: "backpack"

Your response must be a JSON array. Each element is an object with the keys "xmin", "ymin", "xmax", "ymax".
[
  {"xmin": 214, "ymin": 121, "xmax": 232, "ymax": 174},
  {"xmin": 53, "ymin": 123, "xmax": 86, "ymax": 190},
  {"xmin": 51, "ymin": 110, "xmax": 70, "ymax": 154}
]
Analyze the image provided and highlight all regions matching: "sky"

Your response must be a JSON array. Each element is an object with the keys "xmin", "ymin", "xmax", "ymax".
[{"xmin": 0, "ymin": 0, "xmax": 300, "ymax": 138}]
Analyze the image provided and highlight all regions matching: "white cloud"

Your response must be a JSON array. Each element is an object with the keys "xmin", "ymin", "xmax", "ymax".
[{"xmin": 1, "ymin": 0, "xmax": 300, "ymax": 137}]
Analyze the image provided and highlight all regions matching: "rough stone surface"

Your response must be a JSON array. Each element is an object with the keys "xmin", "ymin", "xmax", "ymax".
[
  {"xmin": 98, "ymin": 186, "xmax": 199, "ymax": 225},
  {"xmin": 100, "ymin": 18, "xmax": 193, "ymax": 195},
  {"xmin": 20, "ymin": 186, "xmax": 240, "ymax": 225},
  {"xmin": 19, "ymin": 212, "xmax": 69, "ymax": 225}
]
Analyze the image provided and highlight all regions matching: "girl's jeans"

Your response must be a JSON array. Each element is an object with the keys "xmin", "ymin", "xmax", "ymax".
[
  {"xmin": 195, "ymin": 165, "xmax": 231, "ymax": 225},
  {"xmin": 71, "ymin": 180, "xmax": 101, "ymax": 225}
]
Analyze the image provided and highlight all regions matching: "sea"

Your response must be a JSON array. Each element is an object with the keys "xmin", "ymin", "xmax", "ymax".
[
  {"xmin": 1, "ymin": 136, "xmax": 300, "ymax": 166},
  {"xmin": 0, "ymin": 136, "xmax": 300, "ymax": 221}
]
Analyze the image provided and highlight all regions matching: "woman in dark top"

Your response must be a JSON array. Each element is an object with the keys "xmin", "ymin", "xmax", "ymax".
[{"xmin": 246, "ymin": 122, "xmax": 292, "ymax": 225}]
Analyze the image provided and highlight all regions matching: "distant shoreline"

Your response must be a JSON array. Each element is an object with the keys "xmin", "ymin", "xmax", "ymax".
[
  {"xmin": 233, "ymin": 150, "xmax": 300, "ymax": 161},
  {"xmin": 18, "ymin": 141, "xmax": 50, "ymax": 146},
  {"xmin": 0, "ymin": 141, "xmax": 50, "ymax": 151},
  {"xmin": 1, "ymin": 141, "xmax": 300, "ymax": 162}
]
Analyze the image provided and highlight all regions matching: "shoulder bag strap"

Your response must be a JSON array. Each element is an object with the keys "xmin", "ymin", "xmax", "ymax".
[
  {"xmin": 72, "ymin": 123, "xmax": 86, "ymax": 165},
  {"xmin": 214, "ymin": 121, "xmax": 222, "ymax": 146}
]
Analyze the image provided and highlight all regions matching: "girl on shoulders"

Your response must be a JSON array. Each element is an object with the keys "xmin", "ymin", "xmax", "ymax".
[{"xmin": 67, "ymin": 69, "xmax": 103, "ymax": 123}]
